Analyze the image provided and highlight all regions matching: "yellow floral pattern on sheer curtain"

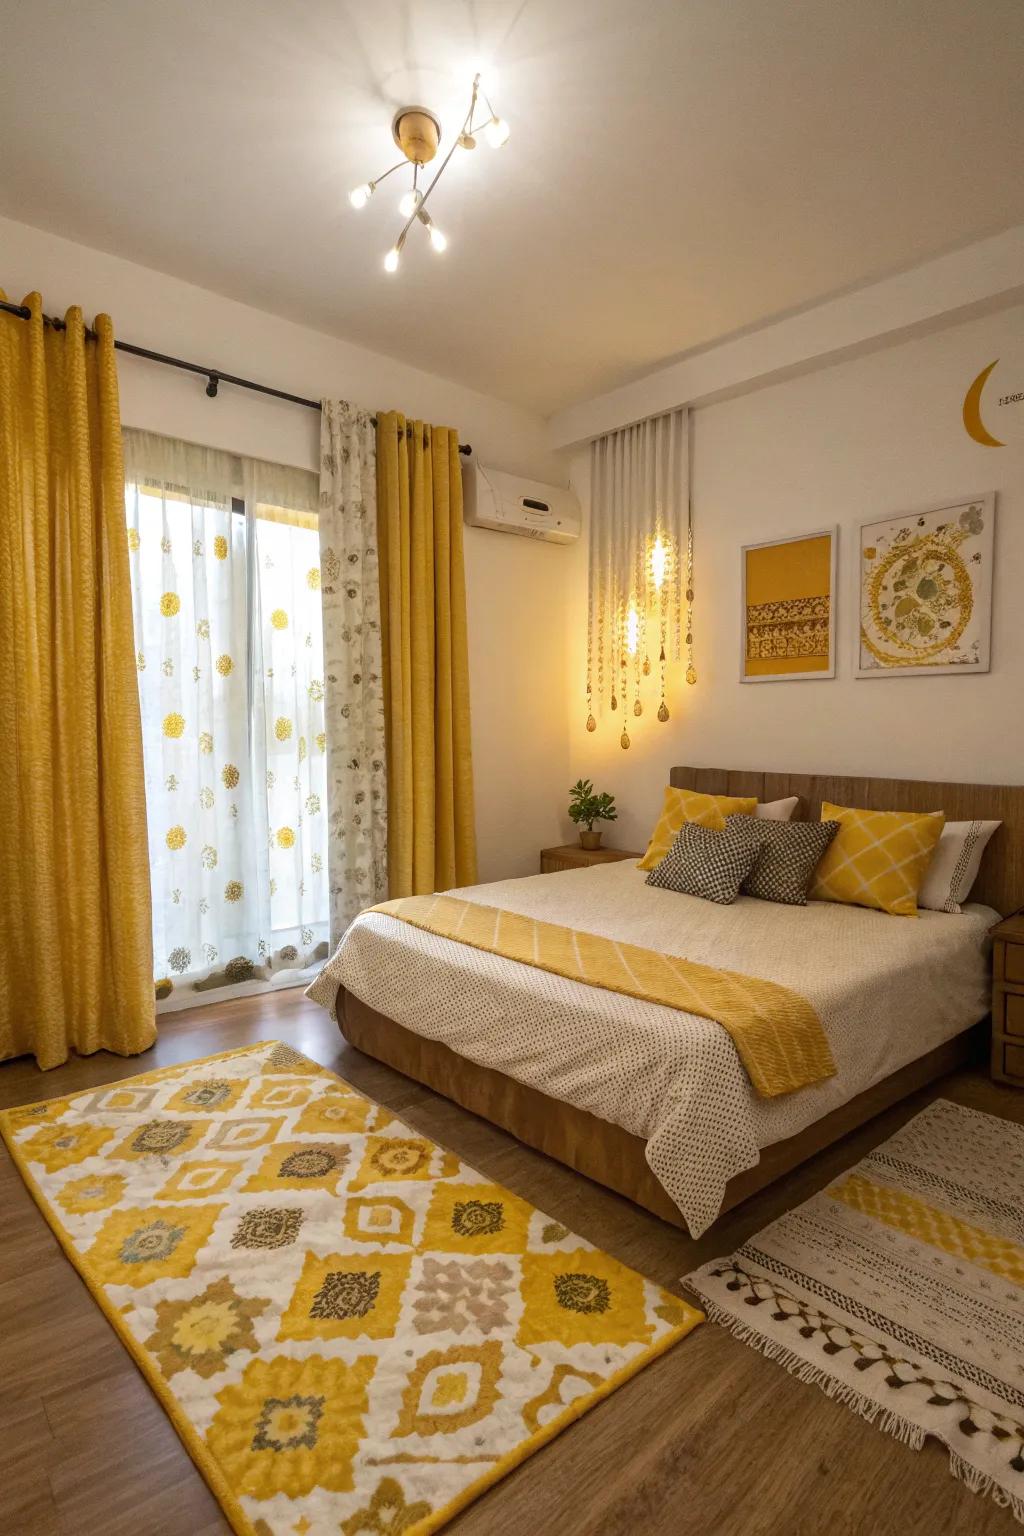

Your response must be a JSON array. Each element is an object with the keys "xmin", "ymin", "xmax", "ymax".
[
  {"xmin": 123, "ymin": 431, "xmax": 328, "ymax": 1006},
  {"xmin": 256, "ymin": 499, "xmax": 331, "ymax": 960},
  {"xmin": 0, "ymin": 292, "xmax": 155, "ymax": 1070}
]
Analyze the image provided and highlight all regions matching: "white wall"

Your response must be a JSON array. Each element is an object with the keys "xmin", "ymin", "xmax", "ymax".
[
  {"xmin": 1, "ymin": 215, "xmax": 573, "ymax": 881},
  {"xmin": 564, "ymin": 304, "xmax": 1024, "ymax": 854}
]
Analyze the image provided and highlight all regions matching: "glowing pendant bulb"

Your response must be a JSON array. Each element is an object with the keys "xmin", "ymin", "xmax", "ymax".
[
  {"xmin": 349, "ymin": 182, "xmax": 373, "ymax": 210},
  {"xmin": 429, "ymin": 225, "xmax": 448, "ymax": 253},
  {"xmin": 485, "ymin": 115, "xmax": 510, "ymax": 148},
  {"xmin": 383, "ymin": 247, "xmax": 400, "ymax": 274},
  {"xmin": 398, "ymin": 189, "xmax": 422, "ymax": 218}
]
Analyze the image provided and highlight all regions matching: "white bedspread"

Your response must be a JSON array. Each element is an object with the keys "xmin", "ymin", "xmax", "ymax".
[{"xmin": 307, "ymin": 862, "xmax": 994, "ymax": 1235}]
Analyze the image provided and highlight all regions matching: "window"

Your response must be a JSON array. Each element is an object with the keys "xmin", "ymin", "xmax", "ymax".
[{"xmin": 123, "ymin": 430, "xmax": 327, "ymax": 1008}]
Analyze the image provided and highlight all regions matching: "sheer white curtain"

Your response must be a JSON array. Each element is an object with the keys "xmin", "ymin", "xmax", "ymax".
[{"xmin": 124, "ymin": 430, "xmax": 328, "ymax": 1010}]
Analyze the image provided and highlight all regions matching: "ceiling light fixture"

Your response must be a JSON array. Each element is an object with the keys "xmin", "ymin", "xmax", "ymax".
[{"xmin": 348, "ymin": 73, "xmax": 509, "ymax": 272}]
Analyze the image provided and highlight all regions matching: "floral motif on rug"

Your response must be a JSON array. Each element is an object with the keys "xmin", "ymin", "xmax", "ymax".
[
  {"xmin": 1, "ymin": 1041, "xmax": 701, "ymax": 1536},
  {"xmin": 685, "ymin": 1098, "xmax": 1024, "ymax": 1524}
]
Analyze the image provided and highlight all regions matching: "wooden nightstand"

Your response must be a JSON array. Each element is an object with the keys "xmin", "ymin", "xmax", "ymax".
[
  {"xmin": 991, "ymin": 912, "xmax": 1024, "ymax": 1086},
  {"xmin": 539, "ymin": 844, "xmax": 642, "ymax": 874}
]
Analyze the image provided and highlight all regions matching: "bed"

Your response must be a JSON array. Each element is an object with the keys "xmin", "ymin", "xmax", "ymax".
[{"xmin": 308, "ymin": 767, "xmax": 1022, "ymax": 1235}]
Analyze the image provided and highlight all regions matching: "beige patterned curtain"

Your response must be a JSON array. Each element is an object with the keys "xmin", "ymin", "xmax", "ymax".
[{"xmin": 318, "ymin": 402, "xmax": 388, "ymax": 944}]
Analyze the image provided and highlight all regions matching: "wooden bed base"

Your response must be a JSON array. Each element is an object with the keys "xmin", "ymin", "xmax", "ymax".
[{"xmin": 339, "ymin": 989, "xmax": 982, "ymax": 1231}]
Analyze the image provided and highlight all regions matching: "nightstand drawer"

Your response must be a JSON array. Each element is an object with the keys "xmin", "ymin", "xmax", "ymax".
[
  {"xmin": 1005, "ymin": 944, "xmax": 1024, "ymax": 986},
  {"xmin": 999, "ymin": 991, "xmax": 1024, "ymax": 1038},
  {"xmin": 998, "ymin": 1039, "xmax": 1024, "ymax": 1084}
]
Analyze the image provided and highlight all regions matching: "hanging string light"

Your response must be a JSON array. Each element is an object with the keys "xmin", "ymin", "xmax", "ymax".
[{"xmin": 584, "ymin": 410, "xmax": 692, "ymax": 748}]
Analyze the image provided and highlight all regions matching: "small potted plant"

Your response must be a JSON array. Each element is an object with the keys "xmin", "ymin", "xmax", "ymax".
[{"xmin": 568, "ymin": 778, "xmax": 618, "ymax": 850}]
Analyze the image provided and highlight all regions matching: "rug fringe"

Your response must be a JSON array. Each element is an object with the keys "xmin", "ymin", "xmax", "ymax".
[
  {"xmin": 695, "ymin": 1297, "xmax": 926, "ymax": 1449},
  {"xmin": 948, "ymin": 1450, "xmax": 1024, "ymax": 1526},
  {"xmin": 696, "ymin": 1294, "xmax": 1024, "ymax": 1524}
]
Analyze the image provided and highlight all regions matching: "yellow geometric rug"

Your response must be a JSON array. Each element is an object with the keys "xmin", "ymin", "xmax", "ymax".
[{"xmin": 0, "ymin": 1041, "xmax": 701, "ymax": 1536}]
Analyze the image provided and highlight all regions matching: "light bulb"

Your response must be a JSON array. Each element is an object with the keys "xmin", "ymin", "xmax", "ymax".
[
  {"xmin": 383, "ymin": 247, "xmax": 400, "ymax": 274},
  {"xmin": 484, "ymin": 115, "xmax": 510, "ymax": 148},
  {"xmin": 349, "ymin": 182, "xmax": 373, "ymax": 210},
  {"xmin": 429, "ymin": 225, "xmax": 448, "ymax": 253},
  {"xmin": 398, "ymin": 188, "xmax": 422, "ymax": 218}
]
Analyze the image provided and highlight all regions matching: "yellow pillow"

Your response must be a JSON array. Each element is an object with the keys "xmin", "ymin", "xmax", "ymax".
[
  {"xmin": 809, "ymin": 802, "xmax": 945, "ymax": 917},
  {"xmin": 638, "ymin": 786, "xmax": 758, "ymax": 871}
]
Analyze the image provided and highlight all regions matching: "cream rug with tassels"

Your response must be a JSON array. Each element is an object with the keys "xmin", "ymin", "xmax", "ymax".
[{"xmin": 686, "ymin": 1099, "xmax": 1024, "ymax": 1523}]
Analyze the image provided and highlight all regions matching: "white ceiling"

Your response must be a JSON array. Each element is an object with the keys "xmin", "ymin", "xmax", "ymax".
[{"xmin": 1, "ymin": 0, "xmax": 1022, "ymax": 416}]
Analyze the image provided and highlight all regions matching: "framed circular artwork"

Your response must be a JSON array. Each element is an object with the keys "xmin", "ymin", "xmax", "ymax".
[{"xmin": 857, "ymin": 494, "xmax": 995, "ymax": 678}]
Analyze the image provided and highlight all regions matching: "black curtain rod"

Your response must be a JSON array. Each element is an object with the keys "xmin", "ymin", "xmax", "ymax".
[{"xmin": 0, "ymin": 298, "xmax": 472, "ymax": 455}]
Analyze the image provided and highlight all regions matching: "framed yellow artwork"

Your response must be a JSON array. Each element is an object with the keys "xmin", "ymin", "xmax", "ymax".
[{"xmin": 741, "ymin": 528, "xmax": 837, "ymax": 683}]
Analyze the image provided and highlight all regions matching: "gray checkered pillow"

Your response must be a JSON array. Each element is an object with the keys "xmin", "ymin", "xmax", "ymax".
[
  {"xmin": 646, "ymin": 821, "xmax": 760, "ymax": 905},
  {"xmin": 726, "ymin": 814, "xmax": 840, "ymax": 905}
]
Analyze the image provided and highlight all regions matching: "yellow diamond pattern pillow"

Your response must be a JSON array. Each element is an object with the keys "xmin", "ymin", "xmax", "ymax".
[
  {"xmin": 809, "ymin": 802, "xmax": 945, "ymax": 917},
  {"xmin": 638, "ymin": 787, "xmax": 758, "ymax": 871}
]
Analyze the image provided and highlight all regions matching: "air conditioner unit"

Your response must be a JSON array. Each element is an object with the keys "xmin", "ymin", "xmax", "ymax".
[{"xmin": 462, "ymin": 460, "xmax": 580, "ymax": 544}]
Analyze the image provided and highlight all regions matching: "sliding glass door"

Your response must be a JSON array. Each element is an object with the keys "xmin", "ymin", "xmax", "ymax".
[{"xmin": 124, "ymin": 431, "xmax": 327, "ymax": 1009}]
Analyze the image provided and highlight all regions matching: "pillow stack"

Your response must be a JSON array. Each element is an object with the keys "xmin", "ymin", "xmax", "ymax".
[{"xmin": 637, "ymin": 784, "xmax": 997, "ymax": 917}]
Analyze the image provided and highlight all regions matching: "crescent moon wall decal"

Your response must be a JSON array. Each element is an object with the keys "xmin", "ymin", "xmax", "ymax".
[{"xmin": 963, "ymin": 359, "xmax": 1005, "ymax": 447}]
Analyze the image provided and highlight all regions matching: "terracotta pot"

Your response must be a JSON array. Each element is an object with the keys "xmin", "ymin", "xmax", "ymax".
[{"xmin": 579, "ymin": 828, "xmax": 603, "ymax": 851}]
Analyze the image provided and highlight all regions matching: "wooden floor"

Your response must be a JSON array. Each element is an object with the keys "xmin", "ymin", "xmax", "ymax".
[{"xmin": 2, "ymin": 990, "xmax": 1022, "ymax": 1536}]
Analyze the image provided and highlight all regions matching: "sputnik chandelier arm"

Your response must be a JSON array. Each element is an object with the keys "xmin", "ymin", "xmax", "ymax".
[{"xmin": 349, "ymin": 73, "xmax": 510, "ymax": 273}]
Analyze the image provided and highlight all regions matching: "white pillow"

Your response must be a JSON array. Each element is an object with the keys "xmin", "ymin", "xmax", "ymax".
[
  {"xmin": 918, "ymin": 819, "xmax": 1001, "ymax": 913},
  {"xmin": 756, "ymin": 796, "xmax": 799, "ymax": 822}
]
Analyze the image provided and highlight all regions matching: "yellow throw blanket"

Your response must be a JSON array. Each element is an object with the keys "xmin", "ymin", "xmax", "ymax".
[{"xmin": 370, "ymin": 894, "xmax": 836, "ymax": 1098}]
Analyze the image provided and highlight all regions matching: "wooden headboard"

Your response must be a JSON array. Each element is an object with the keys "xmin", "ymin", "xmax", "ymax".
[{"xmin": 669, "ymin": 765, "xmax": 1024, "ymax": 916}]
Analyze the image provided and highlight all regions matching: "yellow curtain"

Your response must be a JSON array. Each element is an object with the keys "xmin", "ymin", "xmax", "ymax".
[
  {"xmin": 376, "ymin": 413, "xmax": 477, "ymax": 897},
  {"xmin": 0, "ymin": 292, "xmax": 156, "ymax": 1069}
]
